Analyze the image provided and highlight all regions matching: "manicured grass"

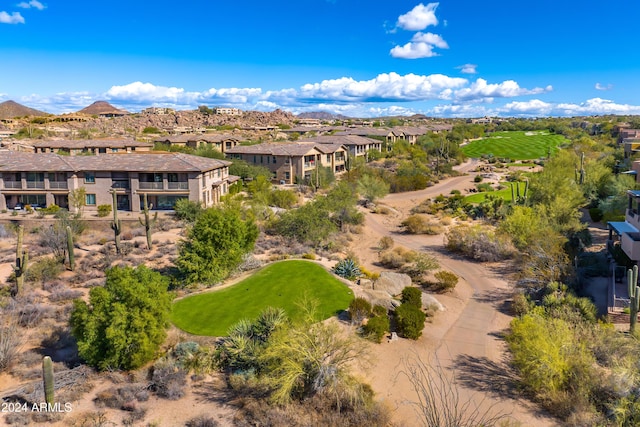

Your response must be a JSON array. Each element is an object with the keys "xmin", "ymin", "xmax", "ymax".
[
  {"xmin": 462, "ymin": 131, "xmax": 566, "ymax": 160},
  {"xmin": 170, "ymin": 260, "xmax": 354, "ymax": 336},
  {"xmin": 465, "ymin": 182, "xmax": 527, "ymax": 204}
]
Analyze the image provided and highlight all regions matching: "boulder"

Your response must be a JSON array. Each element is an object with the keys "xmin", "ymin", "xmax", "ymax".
[
  {"xmin": 421, "ymin": 293, "xmax": 445, "ymax": 311},
  {"xmin": 374, "ymin": 272, "xmax": 412, "ymax": 296},
  {"xmin": 361, "ymin": 289, "xmax": 400, "ymax": 311},
  {"xmin": 357, "ymin": 278, "xmax": 374, "ymax": 289}
]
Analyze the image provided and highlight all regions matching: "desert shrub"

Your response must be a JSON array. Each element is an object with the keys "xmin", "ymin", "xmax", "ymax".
[
  {"xmin": 474, "ymin": 175, "xmax": 483, "ymax": 183},
  {"xmin": 363, "ymin": 315, "xmax": 390, "ymax": 343},
  {"xmin": 378, "ymin": 236, "xmax": 394, "ymax": 250},
  {"xmin": 433, "ymin": 270, "xmax": 459, "ymax": 292},
  {"xmin": 512, "ymin": 292, "xmax": 533, "ymax": 317},
  {"xmin": 349, "ymin": 297, "xmax": 372, "ymax": 324},
  {"xmin": 372, "ymin": 305, "xmax": 387, "ymax": 317},
  {"xmin": 333, "ymin": 258, "xmax": 361, "ymax": 280},
  {"xmin": 97, "ymin": 204, "xmax": 112, "ymax": 217},
  {"xmin": 302, "ymin": 253, "xmax": 316, "ymax": 260},
  {"xmin": 445, "ymin": 224, "xmax": 515, "ymax": 262},
  {"xmin": 186, "ymin": 415, "xmax": 220, "ymax": 427},
  {"xmin": 26, "ymin": 257, "xmax": 63, "ymax": 286},
  {"xmin": 401, "ymin": 286, "xmax": 422, "ymax": 309},
  {"xmin": 172, "ymin": 341, "xmax": 200, "ymax": 368},
  {"xmin": 476, "ymin": 182, "xmax": 493, "ymax": 192},
  {"xmin": 269, "ymin": 189, "xmax": 298, "ymax": 209},
  {"xmin": 151, "ymin": 359, "xmax": 188, "ymax": 400},
  {"xmin": 400, "ymin": 253, "xmax": 439, "ymax": 280},
  {"xmin": 401, "ymin": 214, "xmax": 427, "ymax": 234},
  {"xmin": 48, "ymin": 287, "xmax": 83, "ymax": 303},
  {"xmin": 0, "ymin": 312, "xmax": 24, "ymax": 371},
  {"xmin": 359, "ymin": 266, "xmax": 380, "ymax": 281},
  {"xmin": 395, "ymin": 303, "xmax": 426, "ymax": 340},
  {"xmin": 173, "ymin": 199, "xmax": 203, "ymax": 222},
  {"xmin": 588, "ymin": 207, "xmax": 603, "ymax": 223},
  {"xmin": 378, "ymin": 247, "xmax": 418, "ymax": 269}
]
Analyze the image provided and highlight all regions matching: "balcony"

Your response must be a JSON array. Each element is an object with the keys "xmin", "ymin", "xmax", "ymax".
[
  {"xmin": 168, "ymin": 182, "xmax": 189, "ymax": 190},
  {"xmin": 49, "ymin": 181, "xmax": 68, "ymax": 189},
  {"xmin": 304, "ymin": 162, "xmax": 316, "ymax": 169},
  {"xmin": 112, "ymin": 181, "xmax": 130, "ymax": 189},
  {"xmin": 26, "ymin": 181, "xmax": 45, "ymax": 189},
  {"xmin": 3, "ymin": 181, "xmax": 22, "ymax": 189},
  {"xmin": 621, "ymin": 232, "xmax": 640, "ymax": 262},
  {"xmin": 139, "ymin": 182, "xmax": 164, "ymax": 190}
]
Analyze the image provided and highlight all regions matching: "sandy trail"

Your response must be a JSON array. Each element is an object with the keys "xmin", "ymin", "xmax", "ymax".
[{"xmin": 351, "ymin": 160, "xmax": 559, "ymax": 426}]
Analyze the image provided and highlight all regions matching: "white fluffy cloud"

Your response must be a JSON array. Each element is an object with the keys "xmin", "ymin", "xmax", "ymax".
[
  {"xmin": 17, "ymin": 1, "xmax": 45, "ymax": 10},
  {"xmin": 390, "ymin": 31, "xmax": 449, "ymax": 59},
  {"xmin": 457, "ymin": 64, "xmax": 477, "ymax": 74},
  {"xmin": 454, "ymin": 79, "xmax": 552, "ymax": 101},
  {"xmin": 0, "ymin": 11, "xmax": 24, "ymax": 23},
  {"xmin": 396, "ymin": 3, "xmax": 439, "ymax": 31},
  {"xmin": 294, "ymin": 72, "xmax": 467, "ymax": 102}
]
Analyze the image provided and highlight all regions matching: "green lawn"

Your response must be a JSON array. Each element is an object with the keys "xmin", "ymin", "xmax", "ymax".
[
  {"xmin": 462, "ymin": 131, "xmax": 565, "ymax": 160},
  {"xmin": 170, "ymin": 260, "xmax": 354, "ymax": 336},
  {"xmin": 465, "ymin": 182, "xmax": 528, "ymax": 204}
]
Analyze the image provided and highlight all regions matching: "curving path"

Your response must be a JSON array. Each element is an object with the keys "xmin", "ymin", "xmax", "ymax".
[{"xmin": 352, "ymin": 160, "xmax": 559, "ymax": 426}]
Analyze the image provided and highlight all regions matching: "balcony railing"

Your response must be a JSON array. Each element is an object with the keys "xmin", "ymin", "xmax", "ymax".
[
  {"xmin": 3, "ymin": 181, "xmax": 22, "ymax": 189},
  {"xmin": 168, "ymin": 182, "xmax": 189, "ymax": 190},
  {"xmin": 49, "ymin": 181, "xmax": 68, "ymax": 189},
  {"xmin": 139, "ymin": 182, "xmax": 164, "ymax": 190},
  {"xmin": 26, "ymin": 181, "xmax": 45, "ymax": 189},
  {"xmin": 112, "ymin": 181, "xmax": 130, "ymax": 189},
  {"xmin": 304, "ymin": 162, "xmax": 316, "ymax": 169}
]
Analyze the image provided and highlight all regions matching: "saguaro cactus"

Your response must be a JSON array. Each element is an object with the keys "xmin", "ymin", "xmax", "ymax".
[
  {"xmin": 110, "ymin": 190, "xmax": 122, "ymax": 254},
  {"xmin": 42, "ymin": 356, "xmax": 54, "ymax": 405},
  {"xmin": 66, "ymin": 225, "xmax": 75, "ymax": 271},
  {"xmin": 13, "ymin": 224, "xmax": 28, "ymax": 295},
  {"xmin": 138, "ymin": 193, "xmax": 157, "ymax": 250},
  {"xmin": 628, "ymin": 265, "xmax": 640, "ymax": 333}
]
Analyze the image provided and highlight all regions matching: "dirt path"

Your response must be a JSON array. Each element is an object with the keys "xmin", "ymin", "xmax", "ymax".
[{"xmin": 350, "ymin": 160, "xmax": 559, "ymax": 426}]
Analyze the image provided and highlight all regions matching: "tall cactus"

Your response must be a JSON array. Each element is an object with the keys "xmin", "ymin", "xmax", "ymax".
[
  {"xmin": 628, "ymin": 265, "xmax": 640, "ymax": 333},
  {"xmin": 13, "ymin": 224, "xmax": 28, "ymax": 295},
  {"xmin": 42, "ymin": 356, "xmax": 54, "ymax": 405},
  {"xmin": 138, "ymin": 193, "xmax": 158, "ymax": 250},
  {"xmin": 66, "ymin": 225, "xmax": 75, "ymax": 271},
  {"xmin": 110, "ymin": 190, "xmax": 122, "ymax": 254}
]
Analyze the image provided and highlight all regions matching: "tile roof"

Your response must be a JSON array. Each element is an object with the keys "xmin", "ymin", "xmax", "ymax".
[
  {"xmin": 154, "ymin": 134, "xmax": 240, "ymax": 143},
  {"xmin": 226, "ymin": 142, "xmax": 320, "ymax": 156},
  {"xmin": 300, "ymin": 135, "xmax": 381, "ymax": 146},
  {"xmin": 32, "ymin": 139, "xmax": 153, "ymax": 149},
  {"xmin": 0, "ymin": 151, "xmax": 229, "ymax": 173}
]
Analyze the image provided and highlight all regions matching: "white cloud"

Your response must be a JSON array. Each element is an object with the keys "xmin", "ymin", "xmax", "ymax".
[
  {"xmin": 396, "ymin": 3, "xmax": 439, "ymax": 31},
  {"xmin": 294, "ymin": 72, "xmax": 467, "ymax": 102},
  {"xmin": 595, "ymin": 82, "xmax": 613, "ymax": 91},
  {"xmin": 0, "ymin": 11, "xmax": 24, "ymax": 24},
  {"xmin": 457, "ymin": 64, "xmax": 477, "ymax": 74},
  {"xmin": 17, "ymin": 1, "xmax": 45, "ymax": 10},
  {"xmin": 454, "ymin": 79, "xmax": 552, "ymax": 101},
  {"xmin": 411, "ymin": 32, "xmax": 448, "ymax": 48},
  {"xmin": 390, "ymin": 41, "xmax": 438, "ymax": 59}
]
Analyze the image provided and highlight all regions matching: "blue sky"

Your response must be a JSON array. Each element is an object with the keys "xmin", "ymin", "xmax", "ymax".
[{"xmin": 1, "ymin": 0, "xmax": 639, "ymax": 118}]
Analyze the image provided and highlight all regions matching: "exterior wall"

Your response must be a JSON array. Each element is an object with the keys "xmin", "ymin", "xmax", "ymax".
[{"xmin": 0, "ymin": 167, "xmax": 229, "ymax": 212}]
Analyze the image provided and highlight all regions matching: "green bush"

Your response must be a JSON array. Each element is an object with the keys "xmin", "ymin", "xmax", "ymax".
[
  {"xmin": 39, "ymin": 204, "xmax": 60, "ymax": 215},
  {"xmin": 401, "ymin": 287, "xmax": 422, "ymax": 309},
  {"xmin": 372, "ymin": 305, "xmax": 387, "ymax": 317},
  {"xmin": 433, "ymin": 270, "xmax": 459, "ymax": 292},
  {"xmin": 97, "ymin": 204, "xmax": 112, "ymax": 217},
  {"xmin": 474, "ymin": 175, "xmax": 483, "ymax": 183},
  {"xmin": 395, "ymin": 303, "xmax": 426, "ymax": 340},
  {"xmin": 588, "ymin": 207, "xmax": 603, "ymax": 223},
  {"xmin": 173, "ymin": 199, "xmax": 203, "ymax": 222},
  {"xmin": 363, "ymin": 315, "xmax": 390, "ymax": 343},
  {"xmin": 349, "ymin": 297, "xmax": 372, "ymax": 323}
]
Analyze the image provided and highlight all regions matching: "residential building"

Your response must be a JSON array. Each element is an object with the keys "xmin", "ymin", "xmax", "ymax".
[
  {"xmin": 32, "ymin": 139, "xmax": 153, "ymax": 155},
  {"xmin": 225, "ymin": 142, "xmax": 348, "ymax": 184},
  {"xmin": 143, "ymin": 107, "xmax": 175, "ymax": 115},
  {"xmin": 0, "ymin": 151, "xmax": 236, "ymax": 212},
  {"xmin": 153, "ymin": 134, "xmax": 241, "ymax": 152},
  {"xmin": 301, "ymin": 135, "xmax": 383, "ymax": 159},
  {"xmin": 214, "ymin": 107, "xmax": 242, "ymax": 115}
]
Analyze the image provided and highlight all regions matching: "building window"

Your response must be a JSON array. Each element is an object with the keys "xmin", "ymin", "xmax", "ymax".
[
  {"xmin": 285, "ymin": 171, "xmax": 290, "ymax": 180},
  {"xmin": 326, "ymin": 154, "xmax": 331, "ymax": 163},
  {"xmin": 273, "ymin": 156, "xmax": 277, "ymax": 164},
  {"xmin": 86, "ymin": 194, "xmax": 96, "ymax": 205},
  {"xmin": 112, "ymin": 148, "xmax": 118, "ymax": 153},
  {"xmin": 84, "ymin": 172, "xmax": 95, "ymax": 184}
]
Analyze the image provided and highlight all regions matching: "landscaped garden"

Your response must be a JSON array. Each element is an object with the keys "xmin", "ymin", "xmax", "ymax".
[
  {"xmin": 465, "ymin": 181, "xmax": 528, "ymax": 203},
  {"xmin": 170, "ymin": 260, "xmax": 354, "ymax": 336},
  {"xmin": 462, "ymin": 130, "xmax": 565, "ymax": 160}
]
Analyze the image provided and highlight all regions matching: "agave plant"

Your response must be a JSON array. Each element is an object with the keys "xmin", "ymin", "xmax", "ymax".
[{"xmin": 333, "ymin": 258, "xmax": 361, "ymax": 281}]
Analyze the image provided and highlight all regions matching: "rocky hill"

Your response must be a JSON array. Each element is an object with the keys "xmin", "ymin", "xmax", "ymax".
[
  {"xmin": 78, "ymin": 101, "xmax": 129, "ymax": 115},
  {"xmin": 0, "ymin": 100, "xmax": 48, "ymax": 119}
]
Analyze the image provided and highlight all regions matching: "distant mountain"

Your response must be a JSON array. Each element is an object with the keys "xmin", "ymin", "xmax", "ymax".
[
  {"xmin": 0, "ymin": 100, "xmax": 48, "ymax": 119},
  {"xmin": 77, "ymin": 101, "xmax": 129, "ymax": 116},
  {"xmin": 297, "ymin": 111, "xmax": 350, "ymax": 121}
]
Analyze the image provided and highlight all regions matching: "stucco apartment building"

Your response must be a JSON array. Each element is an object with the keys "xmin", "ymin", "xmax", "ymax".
[
  {"xmin": 31, "ymin": 139, "xmax": 153, "ymax": 155},
  {"xmin": 0, "ymin": 151, "xmax": 235, "ymax": 212},
  {"xmin": 301, "ymin": 135, "xmax": 383, "ymax": 159},
  {"xmin": 154, "ymin": 134, "xmax": 242, "ymax": 153},
  {"xmin": 225, "ymin": 142, "xmax": 348, "ymax": 184}
]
